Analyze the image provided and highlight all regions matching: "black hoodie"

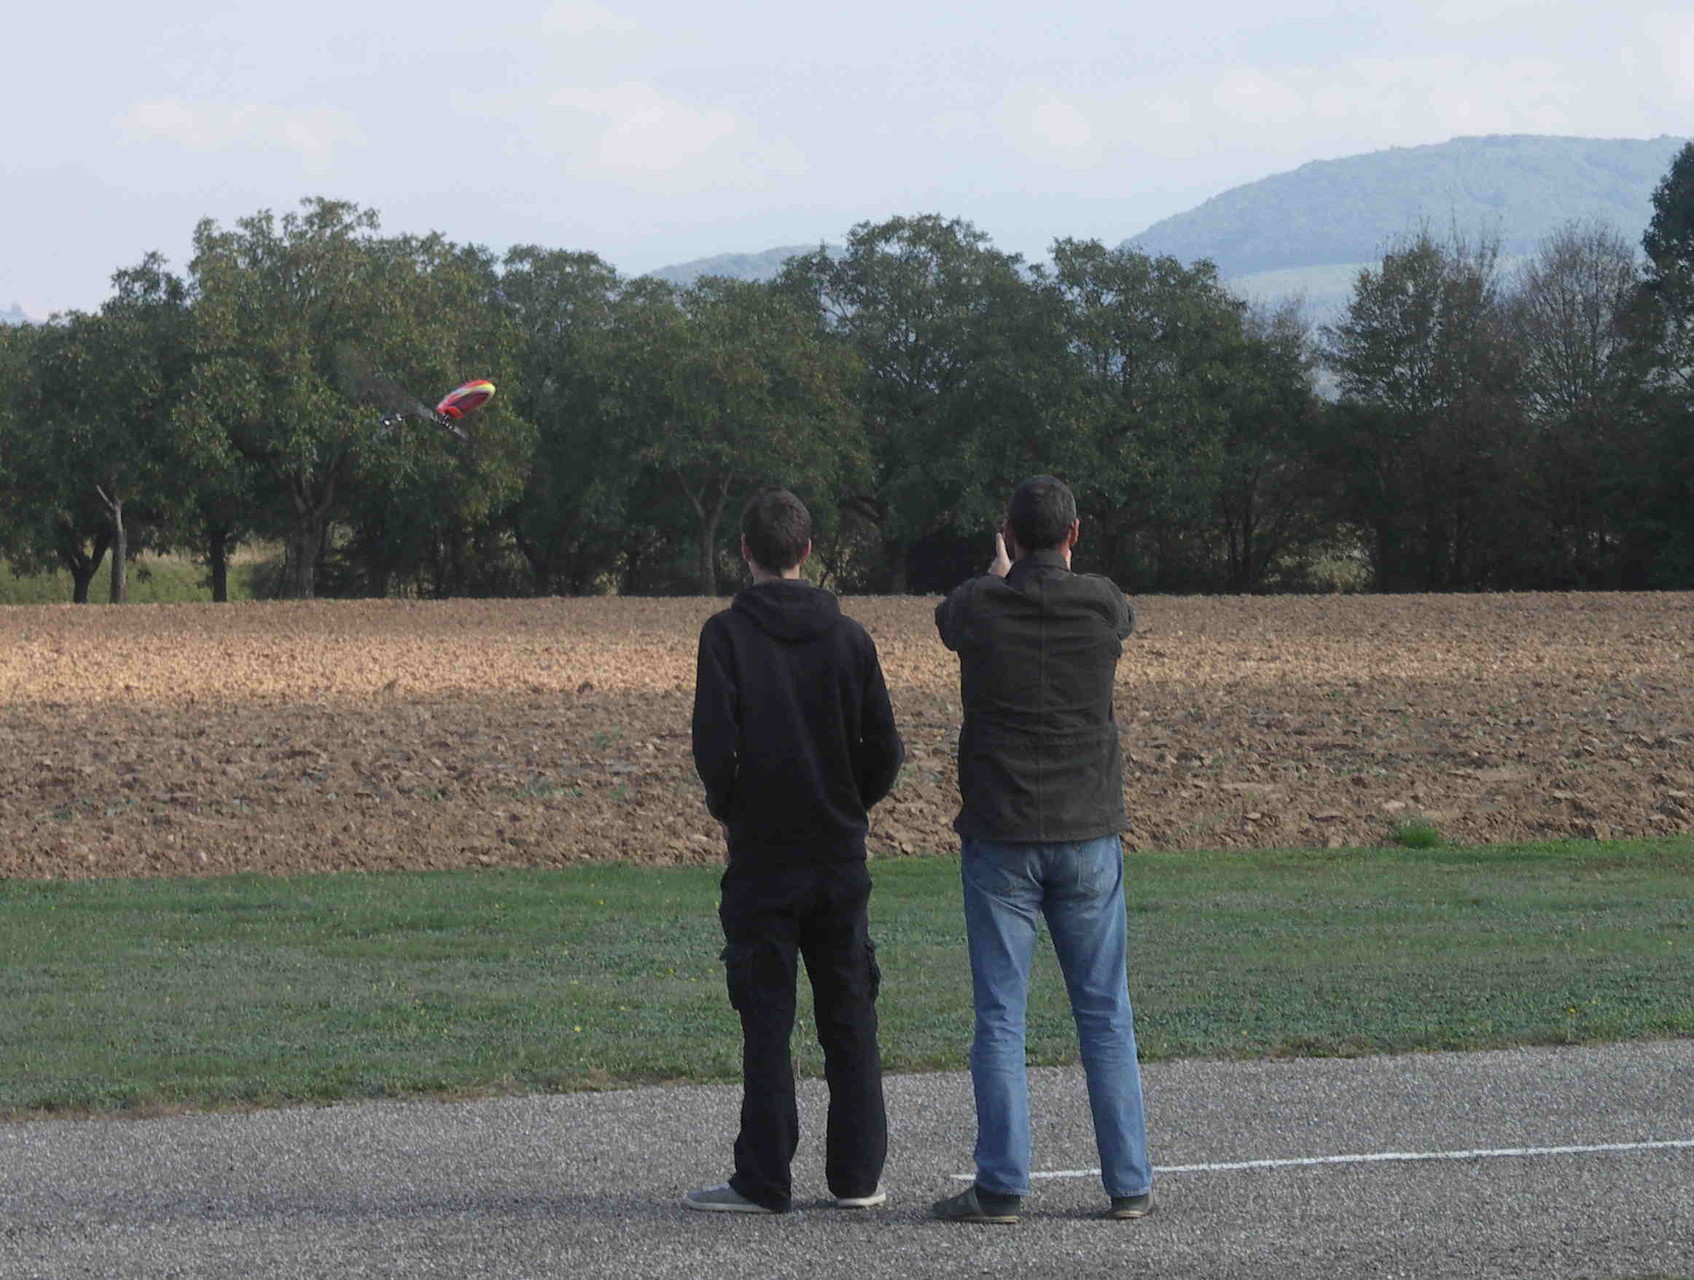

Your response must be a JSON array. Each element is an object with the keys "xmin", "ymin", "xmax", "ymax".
[{"xmin": 691, "ymin": 580, "xmax": 904, "ymax": 869}]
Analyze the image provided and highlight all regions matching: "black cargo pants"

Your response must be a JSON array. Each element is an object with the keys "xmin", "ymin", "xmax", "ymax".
[{"xmin": 718, "ymin": 860, "xmax": 887, "ymax": 1212}]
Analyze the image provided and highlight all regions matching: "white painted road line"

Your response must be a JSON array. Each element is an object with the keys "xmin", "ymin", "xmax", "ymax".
[{"xmin": 952, "ymin": 1138, "xmax": 1694, "ymax": 1181}]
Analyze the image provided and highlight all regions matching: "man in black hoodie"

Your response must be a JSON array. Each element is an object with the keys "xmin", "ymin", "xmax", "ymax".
[{"xmin": 685, "ymin": 488, "xmax": 904, "ymax": 1215}]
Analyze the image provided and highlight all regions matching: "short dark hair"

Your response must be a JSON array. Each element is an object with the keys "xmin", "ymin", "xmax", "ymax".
[
  {"xmin": 1006, "ymin": 475, "xmax": 1076, "ymax": 551},
  {"xmin": 741, "ymin": 487, "xmax": 812, "ymax": 572}
]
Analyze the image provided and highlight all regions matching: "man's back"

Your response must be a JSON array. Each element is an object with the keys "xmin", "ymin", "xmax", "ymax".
[
  {"xmin": 935, "ymin": 547, "xmax": 1135, "ymax": 843},
  {"xmin": 693, "ymin": 579, "xmax": 903, "ymax": 868},
  {"xmin": 685, "ymin": 488, "xmax": 897, "ymax": 1217}
]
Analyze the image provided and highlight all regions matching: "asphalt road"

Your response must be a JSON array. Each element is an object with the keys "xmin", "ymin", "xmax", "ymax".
[{"xmin": 3, "ymin": 1040, "xmax": 1691, "ymax": 1279}]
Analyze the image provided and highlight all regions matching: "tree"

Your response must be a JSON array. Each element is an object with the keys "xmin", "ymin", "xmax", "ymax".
[
  {"xmin": 1, "ymin": 315, "xmax": 115, "ymax": 602},
  {"xmin": 1322, "ymin": 231, "xmax": 1525, "ymax": 590},
  {"xmin": 500, "ymin": 247, "xmax": 633, "ymax": 595},
  {"xmin": 1509, "ymin": 221, "xmax": 1646, "ymax": 586},
  {"xmin": 1642, "ymin": 142, "xmax": 1694, "ymax": 389},
  {"xmin": 185, "ymin": 199, "xmax": 531, "ymax": 598},
  {"xmin": 1212, "ymin": 302, "xmax": 1329, "ymax": 592},
  {"xmin": 779, "ymin": 216, "xmax": 1049, "ymax": 591},
  {"xmin": 1634, "ymin": 142, "xmax": 1694, "ymax": 583},
  {"xmin": 93, "ymin": 254, "xmax": 197, "ymax": 602},
  {"xmin": 1049, "ymin": 239, "xmax": 1250, "ymax": 591},
  {"xmin": 334, "ymin": 239, "xmax": 533, "ymax": 598},
  {"xmin": 2, "ymin": 269, "xmax": 195, "ymax": 606},
  {"xmin": 619, "ymin": 277, "xmax": 861, "ymax": 595}
]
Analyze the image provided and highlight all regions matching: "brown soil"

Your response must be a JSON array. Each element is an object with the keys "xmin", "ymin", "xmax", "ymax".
[{"xmin": 3, "ymin": 593, "xmax": 1691, "ymax": 879}]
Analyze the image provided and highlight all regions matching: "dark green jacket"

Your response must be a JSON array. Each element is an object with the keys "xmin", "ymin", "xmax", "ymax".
[{"xmin": 935, "ymin": 549, "xmax": 1135, "ymax": 843}]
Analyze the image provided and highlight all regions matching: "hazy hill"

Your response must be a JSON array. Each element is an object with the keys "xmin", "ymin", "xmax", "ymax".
[
  {"xmin": 647, "ymin": 244, "xmax": 838, "ymax": 287},
  {"xmin": 1, "ymin": 302, "xmax": 31, "ymax": 326},
  {"xmin": 1126, "ymin": 134, "xmax": 1688, "ymax": 276}
]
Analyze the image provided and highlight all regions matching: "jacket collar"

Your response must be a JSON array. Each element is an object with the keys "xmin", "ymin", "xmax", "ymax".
[{"xmin": 1006, "ymin": 547, "xmax": 1071, "ymax": 580}]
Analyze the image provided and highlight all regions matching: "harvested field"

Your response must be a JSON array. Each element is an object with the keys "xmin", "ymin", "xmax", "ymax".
[{"xmin": 2, "ymin": 593, "xmax": 1692, "ymax": 879}]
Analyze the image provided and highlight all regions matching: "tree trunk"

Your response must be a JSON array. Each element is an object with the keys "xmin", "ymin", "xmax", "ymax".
[
  {"xmin": 689, "ymin": 474, "xmax": 732, "ymax": 596},
  {"xmin": 699, "ymin": 509, "xmax": 719, "ymax": 596},
  {"xmin": 286, "ymin": 526, "xmax": 314, "ymax": 598},
  {"xmin": 59, "ymin": 526, "xmax": 111, "ymax": 605},
  {"xmin": 509, "ymin": 521, "xmax": 553, "ymax": 596},
  {"xmin": 888, "ymin": 541, "xmax": 910, "ymax": 594},
  {"xmin": 107, "ymin": 498, "xmax": 127, "ymax": 604},
  {"xmin": 95, "ymin": 485, "xmax": 127, "ymax": 603},
  {"xmin": 285, "ymin": 480, "xmax": 337, "ymax": 599},
  {"xmin": 207, "ymin": 526, "xmax": 232, "ymax": 603}
]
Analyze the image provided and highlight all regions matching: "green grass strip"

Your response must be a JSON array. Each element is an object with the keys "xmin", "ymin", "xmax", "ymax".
[
  {"xmin": 1, "ymin": 837, "xmax": 1690, "ymax": 1118},
  {"xmin": 0, "ymin": 555, "xmax": 263, "ymax": 605}
]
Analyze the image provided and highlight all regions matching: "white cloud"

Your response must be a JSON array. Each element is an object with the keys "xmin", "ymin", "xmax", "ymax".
[
  {"xmin": 470, "ymin": 81, "xmax": 805, "ymax": 195},
  {"xmin": 539, "ymin": 0, "xmax": 638, "ymax": 34},
  {"xmin": 1647, "ymin": 13, "xmax": 1694, "ymax": 105},
  {"xmin": 115, "ymin": 100, "xmax": 362, "ymax": 175},
  {"xmin": 983, "ymin": 48, "xmax": 1657, "ymax": 182},
  {"xmin": 1020, "ymin": 101, "xmax": 1098, "ymax": 165}
]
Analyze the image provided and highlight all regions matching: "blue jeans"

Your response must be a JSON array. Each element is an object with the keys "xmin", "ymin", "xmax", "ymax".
[{"xmin": 961, "ymin": 835, "xmax": 1152, "ymax": 1199}]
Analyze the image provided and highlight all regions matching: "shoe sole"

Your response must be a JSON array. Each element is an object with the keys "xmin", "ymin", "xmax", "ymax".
[
  {"xmin": 681, "ymin": 1195, "xmax": 775, "ymax": 1214},
  {"xmin": 1108, "ymin": 1205, "xmax": 1153, "ymax": 1220},
  {"xmin": 937, "ymin": 1212, "xmax": 1018, "ymax": 1224},
  {"xmin": 836, "ymin": 1194, "xmax": 888, "ymax": 1208}
]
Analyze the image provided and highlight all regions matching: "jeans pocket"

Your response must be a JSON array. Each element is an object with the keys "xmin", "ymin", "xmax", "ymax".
[
  {"xmin": 1074, "ymin": 851, "xmax": 1111, "ymax": 898},
  {"xmin": 963, "ymin": 841, "xmax": 1031, "ymax": 899}
]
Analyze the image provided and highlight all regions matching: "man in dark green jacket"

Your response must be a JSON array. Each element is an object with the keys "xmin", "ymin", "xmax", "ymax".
[{"xmin": 931, "ymin": 475, "xmax": 1153, "ymax": 1225}]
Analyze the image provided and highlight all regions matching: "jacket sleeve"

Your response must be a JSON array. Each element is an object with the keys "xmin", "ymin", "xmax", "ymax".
[
  {"xmin": 934, "ymin": 579, "xmax": 974, "ymax": 652},
  {"xmin": 1098, "ymin": 577, "xmax": 1136, "ymax": 640},
  {"xmin": 1116, "ymin": 590, "xmax": 1137, "ymax": 640},
  {"xmin": 690, "ymin": 619, "xmax": 739, "ymax": 822},
  {"xmin": 855, "ymin": 637, "xmax": 904, "ymax": 810}
]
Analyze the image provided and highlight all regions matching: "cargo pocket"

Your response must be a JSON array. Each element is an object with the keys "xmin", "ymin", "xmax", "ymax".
[
  {"xmin": 864, "ymin": 940, "xmax": 882, "ymax": 1003},
  {"xmin": 720, "ymin": 942, "xmax": 757, "ymax": 1013}
]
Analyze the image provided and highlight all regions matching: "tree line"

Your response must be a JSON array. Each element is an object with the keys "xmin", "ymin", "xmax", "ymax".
[{"xmin": 4, "ymin": 144, "xmax": 1693, "ymax": 602}]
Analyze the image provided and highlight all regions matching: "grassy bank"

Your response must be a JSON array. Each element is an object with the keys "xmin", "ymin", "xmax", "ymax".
[
  {"xmin": 0, "ymin": 554, "xmax": 265, "ymax": 605},
  {"xmin": 2, "ymin": 837, "xmax": 1690, "ymax": 1117}
]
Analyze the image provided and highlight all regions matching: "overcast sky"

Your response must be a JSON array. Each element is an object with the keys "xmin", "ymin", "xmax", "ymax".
[{"xmin": 7, "ymin": 0, "xmax": 1691, "ymax": 316}]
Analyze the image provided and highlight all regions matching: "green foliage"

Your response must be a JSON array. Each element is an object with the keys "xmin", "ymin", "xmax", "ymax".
[
  {"xmin": 779, "ymin": 215, "xmax": 1066, "ymax": 589},
  {"xmin": 621, "ymin": 275, "xmax": 863, "ymax": 594},
  {"xmin": 500, "ymin": 247, "xmax": 633, "ymax": 595},
  {"xmin": 1321, "ymin": 231, "xmax": 1529, "ymax": 590},
  {"xmin": 13, "ymin": 161, "xmax": 1694, "ymax": 600},
  {"xmin": 1633, "ymin": 142, "xmax": 1694, "ymax": 582},
  {"xmin": 1388, "ymin": 818, "xmax": 1444, "ymax": 849},
  {"xmin": 183, "ymin": 199, "xmax": 535, "ymax": 599},
  {"xmin": 0, "ymin": 265, "xmax": 199, "ymax": 605}
]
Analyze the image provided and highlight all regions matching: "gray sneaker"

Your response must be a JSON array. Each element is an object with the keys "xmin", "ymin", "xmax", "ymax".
[
  {"xmin": 1108, "ymin": 1192, "xmax": 1153, "ymax": 1219},
  {"xmin": 682, "ymin": 1183, "xmax": 776, "ymax": 1214},
  {"xmin": 932, "ymin": 1185, "xmax": 1021, "ymax": 1224},
  {"xmin": 835, "ymin": 1184, "xmax": 887, "ymax": 1208}
]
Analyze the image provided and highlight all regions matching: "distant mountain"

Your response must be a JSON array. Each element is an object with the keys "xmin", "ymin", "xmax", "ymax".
[
  {"xmin": 1, "ymin": 302, "xmax": 31, "ymax": 326},
  {"xmin": 1126, "ymin": 134, "xmax": 1688, "ymax": 277},
  {"xmin": 647, "ymin": 243, "xmax": 838, "ymax": 287},
  {"xmin": 649, "ymin": 137, "xmax": 1688, "ymax": 319}
]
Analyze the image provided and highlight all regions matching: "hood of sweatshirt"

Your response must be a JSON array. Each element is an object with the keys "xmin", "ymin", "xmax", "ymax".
[{"xmin": 732, "ymin": 579, "xmax": 843, "ymax": 643}]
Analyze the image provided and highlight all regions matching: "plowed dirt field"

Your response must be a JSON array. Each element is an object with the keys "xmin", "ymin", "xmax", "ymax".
[{"xmin": 3, "ymin": 593, "xmax": 1692, "ymax": 879}]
